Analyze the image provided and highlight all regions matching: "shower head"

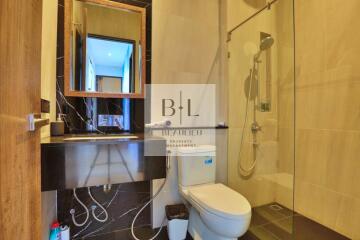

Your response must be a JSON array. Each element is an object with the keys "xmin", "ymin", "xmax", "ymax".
[
  {"xmin": 254, "ymin": 36, "xmax": 274, "ymax": 61},
  {"xmin": 260, "ymin": 36, "xmax": 274, "ymax": 51}
]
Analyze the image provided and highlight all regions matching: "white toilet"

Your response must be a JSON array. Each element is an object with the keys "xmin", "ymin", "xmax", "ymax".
[{"xmin": 177, "ymin": 145, "xmax": 251, "ymax": 240}]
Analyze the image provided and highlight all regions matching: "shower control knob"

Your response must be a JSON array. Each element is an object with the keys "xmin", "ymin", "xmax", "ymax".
[{"xmin": 251, "ymin": 122, "xmax": 262, "ymax": 134}]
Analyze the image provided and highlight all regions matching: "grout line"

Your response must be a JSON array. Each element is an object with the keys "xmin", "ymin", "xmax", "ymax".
[
  {"xmin": 260, "ymin": 226, "xmax": 283, "ymax": 240},
  {"xmin": 251, "ymin": 214, "xmax": 296, "ymax": 229},
  {"xmin": 296, "ymin": 128, "xmax": 360, "ymax": 134}
]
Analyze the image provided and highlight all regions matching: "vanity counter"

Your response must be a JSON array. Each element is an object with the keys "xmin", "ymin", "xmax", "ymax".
[
  {"xmin": 41, "ymin": 133, "xmax": 167, "ymax": 191},
  {"xmin": 41, "ymin": 133, "xmax": 147, "ymax": 145}
]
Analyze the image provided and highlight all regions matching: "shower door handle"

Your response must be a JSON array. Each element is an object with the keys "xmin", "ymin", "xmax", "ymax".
[{"xmin": 27, "ymin": 113, "xmax": 49, "ymax": 131}]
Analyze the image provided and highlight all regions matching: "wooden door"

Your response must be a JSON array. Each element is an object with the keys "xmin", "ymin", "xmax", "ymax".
[{"xmin": 0, "ymin": 0, "xmax": 43, "ymax": 239}]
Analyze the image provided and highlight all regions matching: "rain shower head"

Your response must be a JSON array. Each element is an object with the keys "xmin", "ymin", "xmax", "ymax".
[{"xmin": 254, "ymin": 36, "xmax": 274, "ymax": 61}]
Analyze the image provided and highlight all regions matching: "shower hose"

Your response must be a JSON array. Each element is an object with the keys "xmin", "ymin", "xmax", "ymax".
[
  {"xmin": 70, "ymin": 189, "xmax": 90, "ymax": 227},
  {"xmin": 88, "ymin": 187, "xmax": 109, "ymax": 223},
  {"xmin": 131, "ymin": 152, "xmax": 171, "ymax": 240},
  {"xmin": 238, "ymin": 68, "xmax": 257, "ymax": 176}
]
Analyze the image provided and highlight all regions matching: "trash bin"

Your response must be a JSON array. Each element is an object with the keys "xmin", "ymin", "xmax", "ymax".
[{"xmin": 166, "ymin": 204, "xmax": 189, "ymax": 240}]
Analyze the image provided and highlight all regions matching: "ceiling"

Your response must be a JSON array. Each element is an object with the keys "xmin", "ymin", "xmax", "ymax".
[{"xmin": 87, "ymin": 37, "xmax": 133, "ymax": 69}]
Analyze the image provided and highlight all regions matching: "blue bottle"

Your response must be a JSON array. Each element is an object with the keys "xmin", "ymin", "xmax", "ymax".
[{"xmin": 49, "ymin": 221, "xmax": 61, "ymax": 240}]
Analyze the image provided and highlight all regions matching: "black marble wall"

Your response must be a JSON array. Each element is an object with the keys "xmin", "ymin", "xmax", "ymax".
[
  {"xmin": 58, "ymin": 182, "xmax": 151, "ymax": 239},
  {"xmin": 55, "ymin": 1, "xmax": 153, "ymax": 238}
]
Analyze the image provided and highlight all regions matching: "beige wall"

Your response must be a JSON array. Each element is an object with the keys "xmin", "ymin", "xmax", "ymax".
[
  {"xmin": 294, "ymin": 1, "xmax": 360, "ymax": 238},
  {"xmin": 41, "ymin": 0, "xmax": 58, "ymax": 138},
  {"xmin": 151, "ymin": 0, "xmax": 228, "ymax": 186},
  {"xmin": 41, "ymin": 0, "xmax": 58, "ymax": 239},
  {"xmin": 85, "ymin": 4, "xmax": 141, "ymax": 40},
  {"xmin": 227, "ymin": 0, "xmax": 360, "ymax": 238},
  {"xmin": 151, "ymin": 0, "xmax": 228, "ymax": 174},
  {"xmin": 98, "ymin": 76, "xmax": 121, "ymax": 92},
  {"xmin": 227, "ymin": 0, "xmax": 294, "ymax": 209},
  {"xmin": 151, "ymin": 0, "xmax": 229, "ymax": 228},
  {"xmin": 152, "ymin": 0, "xmax": 228, "ymax": 123},
  {"xmin": 275, "ymin": 0, "xmax": 295, "ymax": 207}
]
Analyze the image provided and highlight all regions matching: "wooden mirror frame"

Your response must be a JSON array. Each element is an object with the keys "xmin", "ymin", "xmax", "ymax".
[{"xmin": 64, "ymin": 0, "xmax": 146, "ymax": 98}]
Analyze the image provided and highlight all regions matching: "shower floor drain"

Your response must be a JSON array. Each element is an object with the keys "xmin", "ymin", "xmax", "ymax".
[{"xmin": 269, "ymin": 204, "xmax": 283, "ymax": 211}]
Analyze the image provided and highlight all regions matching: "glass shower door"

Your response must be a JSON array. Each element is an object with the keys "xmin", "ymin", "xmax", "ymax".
[{"xmin": 227, "ymin": 0, "xmax": 295, "ymax": 238}]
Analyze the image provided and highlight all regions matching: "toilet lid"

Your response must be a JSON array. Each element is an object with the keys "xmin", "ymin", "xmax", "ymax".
[{"xmin": 188, "ymin": 184, "xmax": 251, "ymax": 220}]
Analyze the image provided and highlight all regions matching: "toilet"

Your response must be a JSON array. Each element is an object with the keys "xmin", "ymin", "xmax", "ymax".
[{"xmin": 177, "ymin": 145, "xmax": 251, "ymax": 240}]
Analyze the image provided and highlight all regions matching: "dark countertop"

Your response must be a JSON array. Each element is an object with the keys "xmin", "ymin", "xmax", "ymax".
[
  {"xmin": 41, "ymin": 133, "xmax": 167, "ymax": 191},
  {"xmin": 41, "ymin": 133, "xmax": 165, "ymax": 146}
]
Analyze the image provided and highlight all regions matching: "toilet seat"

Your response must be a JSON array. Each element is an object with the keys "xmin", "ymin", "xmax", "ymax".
[
  {"xmin": 187, "ymin": 183, "xmax": 251, "ymax": 220},
  {"xmin": 180, "ymin": 183, "xmax": 252, "ymax": 239}
]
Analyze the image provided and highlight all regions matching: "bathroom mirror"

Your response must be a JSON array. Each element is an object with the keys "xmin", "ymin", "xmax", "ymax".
[{"xmin": 64, "ymin": 0, "xmax": 146, "ymax": 98}]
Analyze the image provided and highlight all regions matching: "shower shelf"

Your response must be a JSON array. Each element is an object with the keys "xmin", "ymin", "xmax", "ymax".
[{"xmin": 147, "ymin": 125, "xmax": 228, "ymax": 130}]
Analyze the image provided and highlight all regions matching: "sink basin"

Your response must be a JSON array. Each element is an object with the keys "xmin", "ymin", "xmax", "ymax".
[{"xmin": 64, "ymin": 135, "xmax": 139, "ymax": 141}]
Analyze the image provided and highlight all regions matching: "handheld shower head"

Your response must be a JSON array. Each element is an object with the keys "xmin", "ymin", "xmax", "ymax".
[
  {"xmin": 260, "ymin": 36, "xmax": 274, "ymax": 51},
  {"xmin": 254, "ymin": 36, "xmax": 274, "ymax": 61}
]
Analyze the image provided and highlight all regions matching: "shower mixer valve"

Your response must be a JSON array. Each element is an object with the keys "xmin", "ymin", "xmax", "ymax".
[{"xmin": 251, "ymin": 122, "xmax": 262, "ymax": 134}]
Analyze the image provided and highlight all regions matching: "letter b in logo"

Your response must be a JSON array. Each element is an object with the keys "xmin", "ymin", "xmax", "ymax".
[{"xmin": 162, "ymin": 99, "xmax": 175, "ymax": 116}]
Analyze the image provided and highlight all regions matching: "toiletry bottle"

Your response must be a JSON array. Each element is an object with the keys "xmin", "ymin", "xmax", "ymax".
[
  {"xmin": 60, "ymin": 225, "xmax": 70, "ymax": 240},
  {"xmin": 50, "ymin": 114, "xmax": 65, "ymax": 136},
  {"xmin": 49, "ymin": 221, "xmax": 61, "ymax": 240}
]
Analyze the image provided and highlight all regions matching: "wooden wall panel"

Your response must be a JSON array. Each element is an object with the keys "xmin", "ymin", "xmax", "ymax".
[{"xmin": 0, "ymin": 0, "xmax": 43, "ymax": 239}]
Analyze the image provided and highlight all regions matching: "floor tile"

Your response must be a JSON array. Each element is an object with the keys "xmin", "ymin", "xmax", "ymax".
[
  {"xmin": 84, "ymin": 226, "xmax": 193, "ymax": 240},
  {"xmin": 83, "ymin": 203, "xmax": 350, "ymax": 240},
  {"xmin": 241, "ymin": 203, "xmax": 350, "ymax": 240},
  {"xmin": 292, "ymin": 215, "xmax": 350, "ymax": 240}
]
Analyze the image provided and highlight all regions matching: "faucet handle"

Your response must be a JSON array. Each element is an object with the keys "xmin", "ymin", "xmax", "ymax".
[{"xmin": 251, "ymin": 122, "xmax": 262, "ymax": 134}]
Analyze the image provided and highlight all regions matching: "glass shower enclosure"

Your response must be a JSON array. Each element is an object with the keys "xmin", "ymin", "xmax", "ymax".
[{"xmin": 227, "ymin": 0, "xmax": 295, "ymax": 238}]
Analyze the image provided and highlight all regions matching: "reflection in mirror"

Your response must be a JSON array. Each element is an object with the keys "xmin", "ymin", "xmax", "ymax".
[
  {"xmin": 66, "ymin": 0, "xmax": 146, "ymax": 98},
  {"xmin": 76, "ymin": 35, "xmax": 136, "ymax": 93}
]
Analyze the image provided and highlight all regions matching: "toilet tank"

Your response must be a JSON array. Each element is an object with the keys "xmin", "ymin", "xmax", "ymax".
[{"xmin": 177, "ymin": 145, "xmax": 216, "ymax": 187}]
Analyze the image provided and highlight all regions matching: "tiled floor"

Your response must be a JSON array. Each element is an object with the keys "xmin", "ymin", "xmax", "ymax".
[
  {"xmin": 240, "ymin": 203, "xmax": 350, "ymax": 240},
  {"xmin": 84, "ymin": 203, "xmax": 350, "ymax": 240},
  {"xmin": 83, "ymin": 226, "xmax": 192, "ymax": 240}
]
